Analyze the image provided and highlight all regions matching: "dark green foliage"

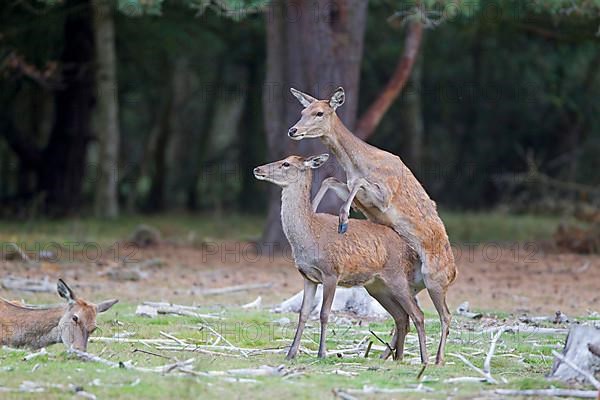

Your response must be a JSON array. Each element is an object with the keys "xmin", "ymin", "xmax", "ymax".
[{"xmin": 1, "ymin": 0, "xmax": 599, "ymax": 216}]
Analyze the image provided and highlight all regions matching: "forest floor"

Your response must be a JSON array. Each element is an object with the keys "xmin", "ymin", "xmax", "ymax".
[{"xmin": 0, "ymin": 212, "xmax": 599, "ymax": 399}]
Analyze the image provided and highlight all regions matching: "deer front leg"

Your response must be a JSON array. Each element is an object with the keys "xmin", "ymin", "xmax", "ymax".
[
  {"xmin": 312, "ymin": 177, "xmax": 350, "ymax": 213},
  {"xmin": 317, "ymin": 277, "xmax": 337, "ymax": 358},
  {"xmin": 338, "ymin": 178, "xmax": 392, "ymax": 233},
  {"xmin": 338, "ymin": 178, "xmax": 369, "ymax": 234},
  {"xmin": 287, "ymin": 278, "xmax": 318, "ymax": 360}
]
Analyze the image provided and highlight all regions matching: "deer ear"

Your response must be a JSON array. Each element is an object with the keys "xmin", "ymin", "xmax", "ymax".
[
  {"xmin": 303, "ymin": 154, "xmax": 329, "ymax": 169},
  {"xmin": 329, "ymin": 87, "xmax": 345, "ymax": 110},
  {"xmin": 57, "ymin": 279, "xmax": 76, "ymax": 303},
  {"xmin": 96, "ymin": 299, "xmax": 118, "ymax": 313},
  {"xmin": 290, "ymin": 88, "xmax": 317, "ymax": 108}
]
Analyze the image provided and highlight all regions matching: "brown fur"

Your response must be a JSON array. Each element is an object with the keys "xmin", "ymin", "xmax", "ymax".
[
  {"xmin": 289, "ymin": 87, "xmax": 457, "ymax": 364},
  {"xmin": 255, "ymin": 155, "xmax": 428, "ymax": 363},
  {"xmin": 0, "ymin": 281, "xmax": 117, "ymax": 350}
]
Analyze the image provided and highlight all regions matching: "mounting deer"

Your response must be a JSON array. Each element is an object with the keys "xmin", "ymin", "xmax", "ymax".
[
  {"xmin": 254, "ymin": 154, "xmax": 428, "ymax": 363},
  {"xmin": 288, "ymin": 87, "xmax": 457, "ymax": 364},
  {"xmin": 0, "ymin": 279, "xmax": 118, "ymax": 351}
]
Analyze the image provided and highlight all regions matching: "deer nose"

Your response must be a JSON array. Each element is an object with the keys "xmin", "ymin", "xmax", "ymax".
[
  {"xmin": 288, "ymin": 127, "xmax": 297, "ymax": 137},
  {"xmin": 253, "ymin": 167, "xmax": 262, "ymax": 175}
]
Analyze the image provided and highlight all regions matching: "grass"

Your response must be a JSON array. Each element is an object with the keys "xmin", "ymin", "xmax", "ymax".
[
  {"xmin": 0, "ymin": 303, "xmax": 581, "ymax": 399},
  {"xmin": 0, "ymin": 210, "xmax": 572, "ymax": 247},
  {"xmin": 0, "ymin": 212, "xmax": 589, "ymax": 398}
]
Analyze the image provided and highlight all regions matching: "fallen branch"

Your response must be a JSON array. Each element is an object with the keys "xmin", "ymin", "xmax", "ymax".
[
  {"xmin": 241, "ymin": 296, "xmax": 262, "ymax": 309},
  {"xmin": 23, "ymin": 348, "xmax": 47, "ymax": 361},
  {"xmin": 494, "ymin": 389, "xmax": 598, "ymax": 398},
  {"xmin": 197, "ymin": 283, "xmax": 273, "ymax": 296},
  {"xmin": 483, "ymin": 327, "xmax": 505, "ymax": 379},
  {"xmin": 448, "ymin": 352, "xmax": 497, "ymax": 384},
  {"xmin": 136, "ymin": 303, "xmax": 223, "ymax": 319},
  {"xmin": 369, "ymin": 329, "xmax": 394, "ymax": 359},
  {"xmin": 68, "ymin": 348, "xmax": 194, "ymax": 374}
]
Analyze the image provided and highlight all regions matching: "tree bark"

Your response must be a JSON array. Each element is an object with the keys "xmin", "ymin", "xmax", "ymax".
[
  {"xmin": 92, "ymin": 0, "xmax": 120, "ymax": 218},
  {"xmin": 400, "ymin": 48, "xmax": 424, "ymax": 169},
  {"xmin": 354, "ymin": 19, "xmax": 423, "ymax": 140},
  {"xmin": 38, "ymin": 0, "xmax": 95, "ymax": 217},
  {"xmin": 262, "ymin": 0, "xmax": 368, "ymax": 247}
]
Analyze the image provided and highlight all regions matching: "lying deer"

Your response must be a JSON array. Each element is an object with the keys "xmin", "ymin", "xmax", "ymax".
[
  {"xmin": 288, "ymin": 87, "xmax": 457, "ymax": 364},
  {"xmin": 0, "ymin": 279, "xmax": 118, "ymax": 351},
  {"xmin": 254, "ymin": 154, "xmax": 428, "ymax": 363}
]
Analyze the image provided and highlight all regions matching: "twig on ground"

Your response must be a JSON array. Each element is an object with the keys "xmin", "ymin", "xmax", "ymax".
[
  {"xmin": 159, "ymin": 331, "xmax": 186, "ymax": 346},
  {"xmin": 369, "ymin": 329, "xmax": 394, "ymax": 359},
  {"xmin": 483, "ymin": 327, "xmax": 506, "ymax": 379},
  {"xmin": 197, "ymin": 283, "xmax": 273, "ymax": 296},
  {"xmin": 132, "ymin": 348, "xmax": 171, "ymax": 360},
  {"xmin": 364, "ymin": 341, "xmax": 373, "ymax": 358},
  {"xmin": 197, "ymin": 322, "xmax": 249, "ymax": 357},
  {"xmin": 448, "ymin": 352, "xmax": 497, "ymax": 384},
  {"xmin": 494, "ymin": 389, "xmax": 598, "ymax": 398},
  {"xmin": 416, "ymin": 364, "xmax": 427, "ymax": 380},
  {"xmin": 23, "ymin": 348, "xmax": 47, "ymax": 361},
  {"xmin": 68, "ymin": 348, "xmax": 194, "ymax": 374},
  {"xmin": 241, "ymin": 296, "xmax": 262, "ymax": 309}
]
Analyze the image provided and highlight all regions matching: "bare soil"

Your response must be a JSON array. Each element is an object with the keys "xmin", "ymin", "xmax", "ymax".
[{"xmin": 1, "ymin": 242, "xmax": 599, "ymax": 316}]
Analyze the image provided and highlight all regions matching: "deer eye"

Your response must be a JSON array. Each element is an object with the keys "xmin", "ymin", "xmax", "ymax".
[
  {"xmin": 282, "ymin": 162, "xmax": 290, "ymax": 168},
  {"xmin": 72, "ymin": 315, "xmax": 79, "ymax": 323},
  {"xmin": 316, "ymin": 112, "xmax": 324, "ymax": 117}
]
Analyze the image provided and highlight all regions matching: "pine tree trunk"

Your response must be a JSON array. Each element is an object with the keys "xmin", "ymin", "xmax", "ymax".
[
  {"xmin": 92, "ymin": 0, "xmax": 120, "ymax": 218},
  {"xmin": 38, "ymin": 0, "xmax": 95, "ymax": 217},
  {"xmin": 261, "ymin": 0, "xmax": 368, "ymax": 247},
  {"xmin": 402, "ymin": 50, "xmax": 424, "ymax": 170}
]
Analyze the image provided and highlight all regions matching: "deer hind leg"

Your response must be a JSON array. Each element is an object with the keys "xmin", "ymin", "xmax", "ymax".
[
  {"xmin": 365, "ymin": 284, "xmax": 409, "ymax": 361},
  {"xmin": 426, "ymin": 282, "xmax": 451, "ymax": 365},
  {"xmin": 385, "ymin": 276, "xmax": 428, "ymax": 365},
  {"xmin": 413, "ymin": 235, "xmax": 455, "ymax": 365}
]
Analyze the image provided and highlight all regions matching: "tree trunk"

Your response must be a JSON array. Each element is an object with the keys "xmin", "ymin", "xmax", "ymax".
[
  {"xmin": 92, "ymin": 0, "xmax": 120, "ymax": 218},
  {"xmin": 38, "ymin": 0, "xmax": 95, "ymax": 217},
  {"xmin": 400, "ymin": 49, "xmax": 424, "ymax": 169},
  {"xmin": 261, "ymin": 0, "xmax": 368, "ymax": 247},
  {"xmin": 147, "ymin": 80, "xmax": 173, "ymax": 212},
  {"xmin": 354, "ymin": 19, "xmax": 423, "ymax": 140}
]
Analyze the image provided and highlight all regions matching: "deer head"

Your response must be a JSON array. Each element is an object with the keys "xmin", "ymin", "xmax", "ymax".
[
  {"xmin": 56, "ymin": 279, "xmax": 118, "ymax": 351},
  {"xmin": 288, "ymin": 87, "xmax": 345, "ymax": 140},
  {"xmin": 254, "ymin": 154, "xmax": 329, "ymax": 187}
]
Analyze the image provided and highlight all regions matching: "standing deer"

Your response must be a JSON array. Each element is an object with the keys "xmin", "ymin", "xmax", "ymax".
[
  {"xmin": 288, "ymin": 87, "xmax": 457, "ymax": 364},
  {"xmin": 0, "ymin": 279, "xmax": 118, "ymax": 351},
  {"xmin": 254, "ymin": 154, "xmax": 428, "ymax": 363}
]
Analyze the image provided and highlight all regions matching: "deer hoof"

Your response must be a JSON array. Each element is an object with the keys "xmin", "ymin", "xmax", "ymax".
[{"xmin": 338, "ymin": 222, "xmax": 348, "ymax": 234}]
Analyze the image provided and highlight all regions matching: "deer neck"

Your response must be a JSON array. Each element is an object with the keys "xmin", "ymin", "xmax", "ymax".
[
  {"xmin": 322, "ymin": 116, "xmax": 372, "ymax": 176},
  {"xmin": 280, "ymin": 172, "xmax": 317, "ymax": 252}
]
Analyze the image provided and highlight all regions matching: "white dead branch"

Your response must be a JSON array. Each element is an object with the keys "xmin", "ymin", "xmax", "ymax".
[
  {"xmin": 136, "ymin": 302, "xmax": 223, "ymax": 319},
  {"xmin": 495, "ymin": 389, "xmax": 598, "ymax": 398},
  {"xmin": 197, "ymin": 283, "xmax": 273, "ymax": 296},
  {"xmin": 241, "ymin": 296, "xmax": 262, "ymax": 309},
  {"xmin": 335, "ymin": 384, "xmax": 434, "ymax": 397},
  {"xmin": 447, "ymin": 327, "xmax": 506, "ymax": 385},
  {"xmin": 273, "ymin": 286, "xmax": 388, "ymax": 318},
  {"xmin": 68, "ymin": 348, "xmax": 195, "ymax": 374},
  {"xmin": 23, "ymin": 348, "xmax": 47, "ymax": 361}
]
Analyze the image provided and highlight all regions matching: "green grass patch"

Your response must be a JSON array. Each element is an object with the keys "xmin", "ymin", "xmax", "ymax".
[
  {"xmin": 0, "ymin": 304, "xmax": 577, "ymax": 399},
  {"xmin": 0, "ymin": 210, "xmax": 570, "ymax": 247}
]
